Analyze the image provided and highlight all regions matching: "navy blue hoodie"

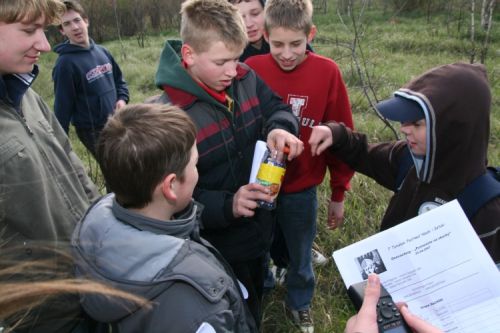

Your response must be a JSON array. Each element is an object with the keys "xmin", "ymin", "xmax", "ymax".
[{"xmin": 52, "ymin": 40, "xmax": 129, "ymax": 133}]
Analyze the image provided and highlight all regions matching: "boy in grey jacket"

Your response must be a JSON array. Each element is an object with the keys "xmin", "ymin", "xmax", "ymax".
[{"xmin": 72, "ymin": 103, "xmax": 257, "ymax": 333}]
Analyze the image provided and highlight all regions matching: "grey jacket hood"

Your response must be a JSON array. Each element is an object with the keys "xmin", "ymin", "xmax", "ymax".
[{"xmin": 72, "ymin": 195, "xmax": 232, "ymax": 322}]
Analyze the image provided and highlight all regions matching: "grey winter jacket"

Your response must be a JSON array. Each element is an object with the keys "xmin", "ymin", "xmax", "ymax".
[{"xmin": 72, "ymin": 194, "xmax": 257, "ymax": 333}]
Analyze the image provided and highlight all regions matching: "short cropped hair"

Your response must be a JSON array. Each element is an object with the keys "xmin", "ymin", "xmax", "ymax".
[
  {"xmin": 97, "ymin": 103, "xmax": 197, "ymax": 209},
  {"xmin": 58, "ymin": 0, "xmax": 88, "ymax": 29},
  {"xmin": 0, "ymin": 0, "xmax": 65, "ymax": 25},
  {"xmin": 228, "ymin": 0, "xmax": 265, "ymax": 8},
  {"xmin": 61, "ymin": 0, "xmax": 87, "ymax": 18},
  {"xmin": 264, "ymin": 0, "xmax": 313, "ymax": 35},
  {"xmin": 180, "ymin": 0, "xmax": 247, "ymax": 53}
]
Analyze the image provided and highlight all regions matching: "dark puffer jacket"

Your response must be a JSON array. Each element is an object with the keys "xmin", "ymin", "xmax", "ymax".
[
  {"xmin": 326, "ymin": 63, "xmax": 500, "ymax": 263},
  {"xmin": 153, "ymin": 41, "xmax": 299, "ymax": 263}
]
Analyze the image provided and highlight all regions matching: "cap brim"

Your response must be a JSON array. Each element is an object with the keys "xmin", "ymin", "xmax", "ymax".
[{"xmin": 376, "ymin": 96, "xmax": 424, "ymax": 123}]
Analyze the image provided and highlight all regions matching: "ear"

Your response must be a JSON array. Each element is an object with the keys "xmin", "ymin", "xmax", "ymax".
[
  {"xmin": 161, "ymin": 173, "xmax": 178, "ymax": 202},
  {"xmin": 263, "ymin": 31, "xmax": 269, "ymax": 43},
  {"xmin": 307, "ymin": 25, "xmax": 317, "ymax": 43},
  {"xmin": 59, "ymin": 26, "xmax": 66, "ymax": 36},
  {"xmin": 84, "ymin": 18, "xmax": 90, "ymax": 28},
  {"xmin": 181, "ymin": 44, "xmax": 195, "ymax": 66}
]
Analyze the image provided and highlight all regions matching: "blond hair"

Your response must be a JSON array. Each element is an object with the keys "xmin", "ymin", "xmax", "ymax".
[
  {"xmin": 180, "ymin": 0, "xmax": 247, "ymax": 53},
  {"xmin": 0, "ymin": 245, "xmax": 148, "ymax": 332},
  {"xmin": 264, "ymin": 0, "xmax": 313, "ymax": 35},
  {"xmin": 0, "ymin": 0, "xmax": 65, "ymax": 25}
]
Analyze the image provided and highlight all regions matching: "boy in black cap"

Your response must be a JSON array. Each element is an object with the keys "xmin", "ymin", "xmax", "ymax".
[{"xmin": 309, "ymin": 62, "xmax": 500, "ymax": 265}]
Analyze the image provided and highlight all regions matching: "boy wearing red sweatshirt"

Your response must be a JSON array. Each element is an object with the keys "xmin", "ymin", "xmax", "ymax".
[{"xmin": 245, "ymin": 0, "xmax": 354, "ymax": 331}]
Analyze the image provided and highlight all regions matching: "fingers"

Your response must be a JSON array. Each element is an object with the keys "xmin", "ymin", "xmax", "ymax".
[
  {"xmin": 309, "ymin": 125, "xmax": 333, "ymax": 156},
  {"xmin": 398, "ymin": 304, "xmax": 443, "ymax": 333},
  {"xmin": 346, "ymin": 274, "xmax": 381, "ymax": 333},
  {"xmin": 359, "ymin": 274, "xmax": 381, "ymax": 314},
  {"xmin": 327, "ymin": 201, "xmax": 345, "ymax": 230},
  {"xmin": 232, "ymin": 183, "xmax": 273, "ymax": 218},
  {"xmin": 267, "ymin": 129, "xmax": 304, "ymax": 160}
]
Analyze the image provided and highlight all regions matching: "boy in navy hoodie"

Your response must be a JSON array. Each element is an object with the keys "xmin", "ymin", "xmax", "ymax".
[{"xmin": 52, "ymin": 0, "xmax": 129, "ymax": 158}]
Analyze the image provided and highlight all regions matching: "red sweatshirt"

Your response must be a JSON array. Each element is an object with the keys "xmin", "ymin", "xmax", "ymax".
[{"xmin": 246, "ymin": 51, "xmax": 354, "ymax": 201}]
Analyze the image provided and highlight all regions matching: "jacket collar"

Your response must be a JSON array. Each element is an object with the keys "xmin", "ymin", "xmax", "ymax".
[
  {"xmin": 112, "ymin": 197, "xmax": 203, "ymax": 240},
  {"xmin": 0, "ymin": 66, "xmax": 38, "ymax": 111}
]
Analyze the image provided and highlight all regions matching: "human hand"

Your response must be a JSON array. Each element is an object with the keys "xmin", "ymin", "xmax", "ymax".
[
  {"xmin": 115, "ymin": 99, "xmax": 127, "ymax": 110},
  {"xmin": 232, "ymin": 183, "xmax": 272, "ymax": 218},
  {"xmin": 309, "ymin": 125, "xmax": 333, "ymax": 156},
  {"xmin": 344, "ymin": 274, "xmax": 380, "ymax": 333},
  {"xmin": 327, "ymin": 200, "xmax": 344, "ymax": 230},
  {"xmin": 267, "ymin": 129, "xmax": 304, "ymax": 161},
  {"xmin": 397, "ymin": 304, "xmax": 443, "ymax": 333}
]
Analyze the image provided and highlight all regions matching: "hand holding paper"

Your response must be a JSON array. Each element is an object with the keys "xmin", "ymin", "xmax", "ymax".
[{"xmin": 333, "ymin": 201, "xmax": 500, "ymax": 333}]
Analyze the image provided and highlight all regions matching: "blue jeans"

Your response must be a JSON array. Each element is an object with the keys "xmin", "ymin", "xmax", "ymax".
[{"xmin": 276, "ymin": 186, "xmax": 317, "ymax": 311}]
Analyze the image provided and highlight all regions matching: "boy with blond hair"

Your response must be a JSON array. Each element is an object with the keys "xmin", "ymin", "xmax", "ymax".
[
  {"xmin": 72, "ymin": 103, "xmax": 258, "ymax": 333},
  {"xmin": 0, "ymin": 0, "xmax": 99, "ymax": 331},
  {"xmin": 153, "ymin": 0, "xmax": 303, "ymax": 326},
  {"xmin": 245, "ymin": 0, "xmax": 354, "ymax": 331}
]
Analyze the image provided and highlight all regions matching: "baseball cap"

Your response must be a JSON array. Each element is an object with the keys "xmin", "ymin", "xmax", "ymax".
[{"xmin": 376, "ymin": 96, "xmax": 424, "ymax": 123}]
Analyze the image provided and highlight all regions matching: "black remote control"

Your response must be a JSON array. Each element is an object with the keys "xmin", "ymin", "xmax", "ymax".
[{"xmin": 347, "ymin": 280, "xmax": 412, "ymax": 333}]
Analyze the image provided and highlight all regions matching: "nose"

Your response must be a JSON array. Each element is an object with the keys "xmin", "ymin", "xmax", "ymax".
[
  {"xmin": 225, "ymin": 61, "xmax": 238, "ymax": 78},
  {"xmin": 281, "ymin": 46, "xmax": 293, "ymax": 60},
  {"xmin": 400, "ymin": 123, "xmax": 411, "ymax": 136},
  {"xmin": 35, "ymin": 29, "xmax": 51, "ymax": 53},
  {"xmin": 243, "ymin": 15, "xmax": 253, "ymax": 29}
]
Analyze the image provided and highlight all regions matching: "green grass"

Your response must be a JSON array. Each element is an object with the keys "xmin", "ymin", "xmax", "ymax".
[{"xmin": 32, "ymin": 1, "xmax": 499, "ymax": 332}]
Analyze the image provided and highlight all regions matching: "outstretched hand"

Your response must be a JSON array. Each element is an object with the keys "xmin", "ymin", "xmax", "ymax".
[{"xmin": 309, "ymin": 125, "xmax": 333, "ymax": 156}]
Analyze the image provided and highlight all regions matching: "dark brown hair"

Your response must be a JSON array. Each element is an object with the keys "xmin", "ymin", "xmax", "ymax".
[{"xmin": 97, "ymin": 103, "xmax": 197, "ymax": 208}]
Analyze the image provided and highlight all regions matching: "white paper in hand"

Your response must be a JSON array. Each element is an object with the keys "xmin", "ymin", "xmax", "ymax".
[{"xmin": 249, "ymin": 140, "xmax": 267, "ymax": 183}]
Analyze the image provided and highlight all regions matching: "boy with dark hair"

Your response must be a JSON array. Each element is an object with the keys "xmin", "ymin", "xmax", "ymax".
[
  {"xmin": 229, "ymin": 0, "xmax": 268, "ymax": 61},
  {"xmin": 245, "ymin": 0, "xmax": 354, "ymax": 331},
  {"xmin": 52, "ymin": 0, "xmax": 129, "ymax": 158},
  {"xmin": 310, "ymin": 62, "xmax": 500, "ymax": 265},
  {"xmin": 0, "ymin": 0, "xmax": 99, "ymax": 331},
  {"xmin": 153, "ymin": 0, "xmax": 303, "ymax": 325},
  {"xmin": 72, "ymin": 103, "xmax": 258, "ymax": 333}
]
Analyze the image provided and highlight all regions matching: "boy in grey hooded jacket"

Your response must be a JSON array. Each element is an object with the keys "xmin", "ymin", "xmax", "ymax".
[{"xmin": 72, "ymin": 103, "xmax": 257, "ymax": 333}]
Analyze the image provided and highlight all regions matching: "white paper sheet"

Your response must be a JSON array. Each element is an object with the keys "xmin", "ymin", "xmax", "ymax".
[
  {"xmin": 249, "ymin": 140, "xmax": 267, "ymax": 183},
  {"xmin": 333, "ymin": 200, "xmax": 500, "ymax": 333}
]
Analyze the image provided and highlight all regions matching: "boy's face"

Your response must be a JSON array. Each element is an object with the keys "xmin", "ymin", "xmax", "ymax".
[
  {"xmin": 183, "ymin": 41, "xmax": 242, "ymax": 92},
  {"xmin": 234, "ymin": 0, "xmax": 265, "ymax": 45},
  {"xmin": 400, "ymin": 119, "xmax": 427, "ymax": 156},
  {"xmin": 175, "ymin": 144, "xmax": 199, "ymax": 212},
  {"xmin": 0, "ymin": 17, "xmax": 50, "ymax": 75},
  {"xmin": 59, "ymin": 9, "xmax": 90, "ymax": 48},
  {"xmin": 266, "ymin": 26, "xmax": 311, "ymax": 72}
]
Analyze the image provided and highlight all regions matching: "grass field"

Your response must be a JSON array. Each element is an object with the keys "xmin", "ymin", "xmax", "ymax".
[{"xmin": 33, "ymin": 1, "xmax": 499, "ymax": 332}]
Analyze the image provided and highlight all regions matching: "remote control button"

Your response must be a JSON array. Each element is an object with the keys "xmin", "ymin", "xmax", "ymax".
[{"xmin": 380, "ymin": 307, "xmax": 394, "ymax": 319}]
